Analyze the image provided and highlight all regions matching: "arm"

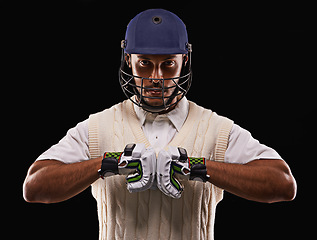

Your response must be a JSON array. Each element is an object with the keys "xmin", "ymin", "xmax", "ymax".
[
  {"xmin": 23, "ymin": 157, "xmax": 102, "ymax": 204},
  {"xmin": 206, "ymin": 159, "xmax": 297, "ymax": 203}
]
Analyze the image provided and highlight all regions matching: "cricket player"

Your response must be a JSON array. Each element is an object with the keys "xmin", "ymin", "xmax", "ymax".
[{"xmin": 23, "ymin": 9, "xmax": 297, "ymax": 240}]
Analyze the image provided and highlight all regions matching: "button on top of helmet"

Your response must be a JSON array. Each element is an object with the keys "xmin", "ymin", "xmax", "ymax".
[{"xmin": 152, "ymin": 16, "xmax": 162, "ymax": 24}]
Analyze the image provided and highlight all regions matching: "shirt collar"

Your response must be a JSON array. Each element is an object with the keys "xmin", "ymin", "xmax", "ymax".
[{"xmin": 133, "ymin": 97, "xmax": 189, "ymax": 132}]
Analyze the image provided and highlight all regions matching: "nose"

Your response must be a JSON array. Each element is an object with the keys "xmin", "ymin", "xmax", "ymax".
[{"xmin": 150, "ymin": 65, "xmax": 163, "ymax": 82}]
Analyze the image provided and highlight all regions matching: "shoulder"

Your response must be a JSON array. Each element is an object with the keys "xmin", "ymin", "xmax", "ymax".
[
  {"xmin": 61, "ymin": 119, "xmax": 89, "ymax": 143},
  {"xmin": 89, "ymin": 101, "xmax": 125, "ymax": 117},
  {"xmin": 88, "ymin": 99, "xmax": 132, "ymax": 121}
]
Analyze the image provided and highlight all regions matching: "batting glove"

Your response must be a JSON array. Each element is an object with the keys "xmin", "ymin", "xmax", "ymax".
[
  {"xmin": 99, "ymin": 143, "xmax": 156, "ymax": 193},
  {"xmin": 157, "ymin": 146, "xmax": 191, "ymax": 199},
  {"xmin": 157, "ymin": 146, "xmax": 211, "ymax": 198}
]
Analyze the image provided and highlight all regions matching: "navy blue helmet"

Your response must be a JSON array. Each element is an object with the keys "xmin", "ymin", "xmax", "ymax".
[{"xmin": 119, "ymin": 9, "xmax": 192, "ymax": 113}]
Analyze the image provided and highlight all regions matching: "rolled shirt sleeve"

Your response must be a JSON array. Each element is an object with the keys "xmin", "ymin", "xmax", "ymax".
[
  {"xmin": 224, "ymin": 124, "xmax": 283, "ymax": 164},
  {"xmin": 36, "ymin": 119, "xmax": 90, "ymax": 164}
]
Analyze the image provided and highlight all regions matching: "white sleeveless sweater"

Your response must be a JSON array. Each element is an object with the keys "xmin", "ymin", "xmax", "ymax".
[{"xmin": 88, "ymin": 99, "xmax": 233, "ymax": 240}]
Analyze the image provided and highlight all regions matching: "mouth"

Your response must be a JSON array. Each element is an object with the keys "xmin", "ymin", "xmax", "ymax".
[
  {"xmin": 144, "ymin": 88, "xmax": 166, "ymax": 97},
  {"xmin": 147, "ymin": 89, "xmax": 163, "ymax": 96}
]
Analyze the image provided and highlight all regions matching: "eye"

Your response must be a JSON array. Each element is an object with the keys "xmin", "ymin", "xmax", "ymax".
[
  {"xmin": 163, "ymin": 60, "xmax": 176, "ymax": 67},
  {"xmin": 139, "ymin": 60, "xmax": 150, "ymax": 66}
]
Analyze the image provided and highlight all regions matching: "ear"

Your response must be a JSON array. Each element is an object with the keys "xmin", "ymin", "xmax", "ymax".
[
  {"xmin": 125, "ymin": 54, "xmax": 132, "ymax": 68},
  {"xmin": 183, "ymin": 54, "xmax": 189, "ymax": 66}
]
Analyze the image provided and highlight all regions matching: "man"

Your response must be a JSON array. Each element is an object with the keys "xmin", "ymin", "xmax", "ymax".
[{"xmin": 23, "ymin": 9, "xmax": 296, "ymax": 240}]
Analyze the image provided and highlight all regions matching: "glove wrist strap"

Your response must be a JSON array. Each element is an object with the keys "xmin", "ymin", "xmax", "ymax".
[
  {"xmin": 188, "ymin": 157, "xmax": 210, "ymax": 182},
  {"xmin": 98, "ymin": 152, "xmax": 122, "ymax": 179}
]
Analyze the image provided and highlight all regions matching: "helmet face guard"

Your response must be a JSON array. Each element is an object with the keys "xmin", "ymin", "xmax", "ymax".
[
  {"xmin": 119, "ymin": 47, "xmax": 192, "ymax": 113},
  {"xmin": 118, "ymin": 9, "xmax": 192, "ymax": 113}
]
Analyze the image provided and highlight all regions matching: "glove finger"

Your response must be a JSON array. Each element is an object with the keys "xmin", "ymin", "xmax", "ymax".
[
  {"xmin": 162, "ymin": 179, "xmax": 182, "ymax": 199},
  {"xmin": 126, "ymin": 153, "xmax": 156, "ymax": 193},
  {"xmin": 156, "ymin": 150, "xmax": 170, "ymax": 195},
  {"xmin": 157, "ymin": 166, "xmax": 183, "ymax": 198},
  {"xmin": 126, "ymin": 170, "xmax": 142, "ymax": 184},
  {"xmin": 157, "ymin": 171, "xmax": 172, "ymax": 197},
  {"xmin": 170, "ymin": 165, "xmax": 184, "ymax": 194},
  {"xmin": 127, "ymin": 172, "xmax": 155, "ymax": 193}
]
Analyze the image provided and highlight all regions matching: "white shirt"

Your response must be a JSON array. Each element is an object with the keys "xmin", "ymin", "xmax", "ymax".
[
  {"xmin": 134, "ymin": 96, "xmax": 189, "ymax": 153},
  {"xmin": 36, "ymin": 97, "xmax": 282, "ymax": 164}
]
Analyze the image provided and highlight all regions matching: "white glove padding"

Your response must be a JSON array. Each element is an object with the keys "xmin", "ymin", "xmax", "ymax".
[
  {"xmin": 157, "ymin": 146, "xmax": 190, "ymax": 199},
  {"xmin": 118, "ymin": 143, "xmax": 156, "ymax": 193}
]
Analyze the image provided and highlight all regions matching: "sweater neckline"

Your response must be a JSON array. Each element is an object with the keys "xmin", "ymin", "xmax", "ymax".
[
  {"xmin": 125, "ymin": 98, "xmax": 203, "ymax": 150},
  {"xmin": 169, "ymin": 101, "xmax": 202, "ymax": 147},
  {"xmin": 133, "ymin": 96, "xmax": 189, "ymax": 132},
  {"xmin": 124, "ymin": 99, "xmax": 152, "ymax": 148}
]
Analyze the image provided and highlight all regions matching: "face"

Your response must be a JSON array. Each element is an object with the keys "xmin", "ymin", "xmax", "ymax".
[{"xmin": 127, "ymin": 54, "xmax": 187, "ymax": 108}]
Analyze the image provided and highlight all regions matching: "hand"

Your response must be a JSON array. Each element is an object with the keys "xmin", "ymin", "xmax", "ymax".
[
  {"xmin": 100, "ymin": 143, "xmax": 156, "ymax": 193},
  {"xmin": 118, "ymin": 143, "xmax": 156, "ymax": 193},
  {"xmin": 157, "ymin": 146, "xmax": 190, "ymax": 199}
]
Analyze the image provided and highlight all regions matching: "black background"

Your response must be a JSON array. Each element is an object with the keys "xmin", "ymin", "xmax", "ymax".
[{"xmin": 4, "ymin": 1, "xmax": 313, "ymax": 239}]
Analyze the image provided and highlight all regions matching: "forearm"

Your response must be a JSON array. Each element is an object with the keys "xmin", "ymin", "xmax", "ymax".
[
  {"xmin": 23, "ymin": 157, "xmax": 102, "ymax": 203},
  {"xmin": 206, "ymin": 159, "xmax": 297, "ymax": 203}
]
